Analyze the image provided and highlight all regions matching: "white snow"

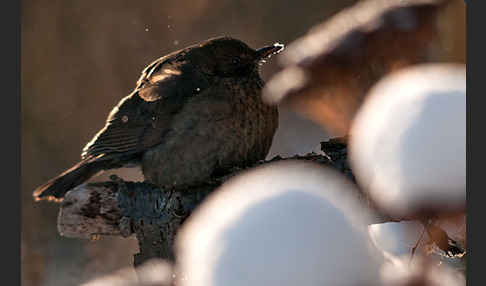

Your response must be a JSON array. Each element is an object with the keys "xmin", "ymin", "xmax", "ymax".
[
  {"xmin": 349, "ymin": 64, "xmax": 466, "ymax": 217},
  {"xmin": 369, "ymin": 221, "xmax": 427, "ymax": 257},
  {"xmin": 82, "ymin": 259, "xmax": 173, "ymax": 286},
  {"xmin": 175, "ymin": 160, "xmax": 384, "ymax": 286},
  {"xmin": 380, "ymin": 254, "xmax": 465, "ymax": 286}
]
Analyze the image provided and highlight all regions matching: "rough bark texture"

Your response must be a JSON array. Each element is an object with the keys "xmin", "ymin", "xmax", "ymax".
[{"xmin": 56, "ymin": 138, "xmax": 462, "ymax": 266}]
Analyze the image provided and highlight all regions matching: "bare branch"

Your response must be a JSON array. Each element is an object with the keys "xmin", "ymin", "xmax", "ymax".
[{"xmin": 57, "ymin": 138, "xmax": 462, "ymax": 265}]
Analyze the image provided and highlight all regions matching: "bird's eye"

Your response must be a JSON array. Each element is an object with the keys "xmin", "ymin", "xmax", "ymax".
[{"xmin": 231, "ymin": 57, "xmax": 241, "ymax": 65}]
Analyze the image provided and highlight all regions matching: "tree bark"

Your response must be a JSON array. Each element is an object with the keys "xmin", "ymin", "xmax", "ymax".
[{"xmin": 55, "ymin": 138, "xmax": 458, "ymax": 266}]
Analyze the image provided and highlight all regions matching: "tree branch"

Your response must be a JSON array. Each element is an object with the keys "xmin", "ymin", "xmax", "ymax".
[{"xmin": 55, "ymin": 138, "xmax": 408, "ymax": 265}]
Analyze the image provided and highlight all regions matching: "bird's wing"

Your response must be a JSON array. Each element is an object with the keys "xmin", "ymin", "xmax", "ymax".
[{"xmin": 81, "ymin": 58, "xmax": 210, "ymax": 159}]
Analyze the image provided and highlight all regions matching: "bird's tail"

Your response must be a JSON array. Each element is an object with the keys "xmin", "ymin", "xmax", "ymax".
[{"xmin": 33, "ymin": 155, "xmax": 107, "ymax": 202}]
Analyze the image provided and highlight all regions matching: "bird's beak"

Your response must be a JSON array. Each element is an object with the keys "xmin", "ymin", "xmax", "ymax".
[{"xmin": 256, "ymin": 43, "xmax": 285, "ymax": 60}]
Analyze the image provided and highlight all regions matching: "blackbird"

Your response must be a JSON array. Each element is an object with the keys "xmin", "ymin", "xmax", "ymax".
[{"xmin": 33, "ymin": 36, "xmax": 284, "ymax": 201}]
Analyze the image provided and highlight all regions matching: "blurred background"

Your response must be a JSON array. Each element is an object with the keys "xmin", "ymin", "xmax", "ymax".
[{"xmin": 21, "ymin": 0, "xmax": 465, "ymax": 285}]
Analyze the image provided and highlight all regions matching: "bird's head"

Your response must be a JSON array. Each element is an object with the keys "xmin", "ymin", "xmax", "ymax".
[{"xmin": 185, "ymin": 36, "xmax": 284, "ymax": 78}]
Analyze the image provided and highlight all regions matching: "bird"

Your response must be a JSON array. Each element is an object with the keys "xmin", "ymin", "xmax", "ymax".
[{"xmin": 33, "ymin": 36, "xmax": 284, "ymax": 201}]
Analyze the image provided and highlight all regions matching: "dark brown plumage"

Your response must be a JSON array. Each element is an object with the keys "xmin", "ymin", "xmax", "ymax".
[{"xmin": 33, "ymin": 37, "xmax": 284, "ymax": 201}]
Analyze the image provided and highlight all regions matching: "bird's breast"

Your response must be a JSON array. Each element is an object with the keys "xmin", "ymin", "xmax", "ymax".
[
  {"xmin": 219, "ymin": 77, "xmax": 279, "ymax": 163},
  {"xmin": 140, "ymin": 76, "xmax": 278, "ymax": 188}
]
